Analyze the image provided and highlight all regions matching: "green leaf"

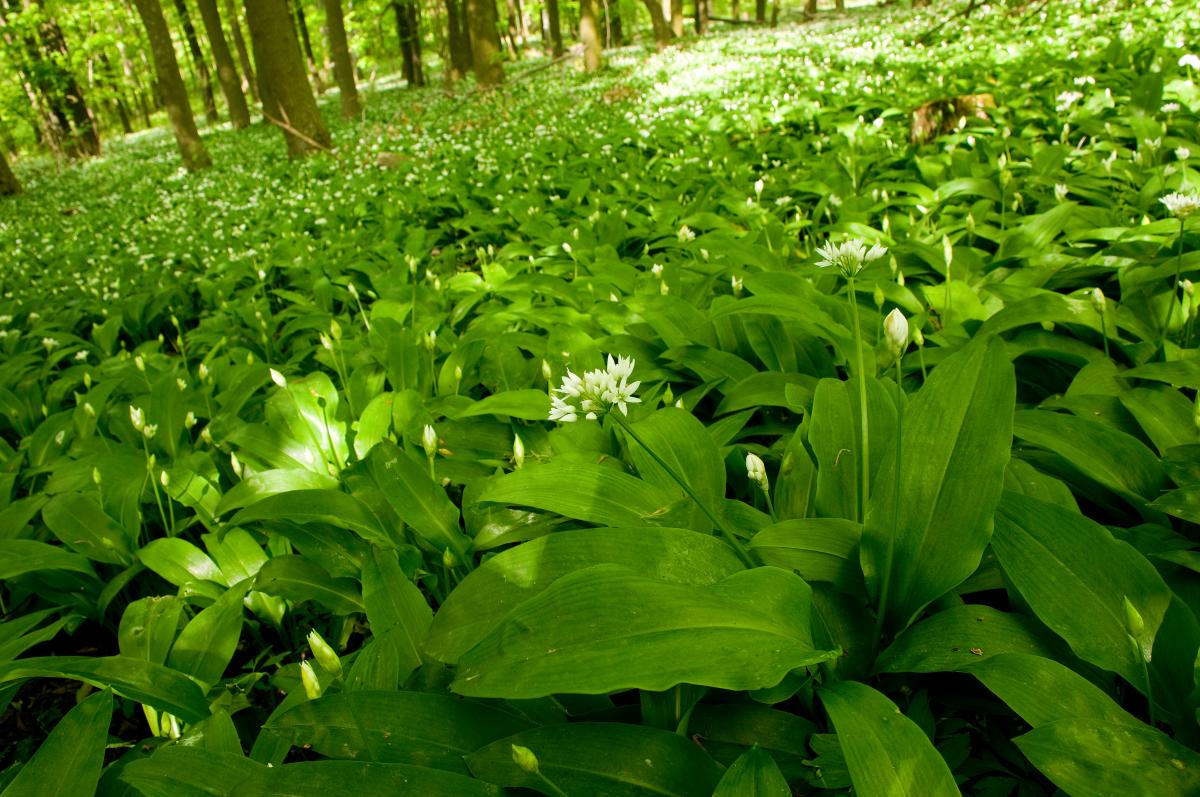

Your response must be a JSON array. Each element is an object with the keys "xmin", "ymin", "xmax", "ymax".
[
  {"xmin": 475, "ymin": 461, "xmax": 675, "ymax": 528},
  {"xmin": 253, "ymin": 555, "xmax": 364, "ymax": 615},
  {"xmin": 963, "ymin": 653, "xmax": 1138, "ymax": 729},
  {"xmin": 137, "ymin": 538, "xmax": 224, "ymax": 587},
  {"xmin": 426, "ymin": 526, "xmax": 745, "ymax": 663},
  {"xmin": 452, "ymin": 565, "xmax": 836, "ymax": 698},
  {"xmin": 118, "ymin": 748, "xmax": 262, "ymax": 797},
  {"xmin": 230, "ymin": 490, "xmax": 392, "ymax": 546},
  {"xmin": 876, "ymin": 605, "xmax": 1062, "ymax": 674},
  {"xmin": 991, "ymin": 492, "xmax": 1171, "ymax": 693},
  {"xmin": 819, "ymin": 681, "xmax": 960, "ymax": 797},
  {"xmin": 42, "ymin": 492, "xmax": 133, "ymax": 565},
  {"xmin": 0, "ymin": 540, "xmax": 94, "ymax": 579},
  {"xmin": 362, "ymin": 441, "xmax": 468, "ymax": 559},
  {"xmin": 266, "ymin": 691, "xmax": 532, "ymax": 773},
  {"xmin": 1016, "ymin": 719, "xmax": 1200, "ymax": 797},
  {"xmin": 712, "ymin": 746, "xmax": 791, "ymax": 797},
  {"xmin": 242, "ymin": 761, "xmax": 503, "ymax": 796},
  {"xmin": 750, "ymin": 518, "xmax": 863, "ymax": 595},
  {"xmin": 0, "ymin": 689, "xmax": 112, "ymax": 797},
  {"xmin": 0, "ymin": 656, "xmax": 209, "ymax": 723},
  {"xmin": 118, "ymin": 596, "xmax": 183, "ymax": 665},
  {"xmin": 466, "ymin": 723, "xmax": 723, "ymax": 796},
  {"xmin": 167, "ymin": 580, "xmax": 251, "ymax": 687},
  {"xmin": 623, "ymin": 408, "xmax": 726, "ymax": 530},
  {"xmin": 360, "ymin": 547, "xmax": 432, "ymax": 683},
  {"xmin": 453, "ymin": 389, "xmax": 550, "ymax": 420},
  {"xmin": 862, "ymin": 335, "xmax": 1015, "ymax": 631},
  {"xmin": 808, "ymin": 377, "xmax": 898, "ymax": 523},
  {"xmin": 1152, "ymin": 485, "xmax": 1200, "ymax": 523}
]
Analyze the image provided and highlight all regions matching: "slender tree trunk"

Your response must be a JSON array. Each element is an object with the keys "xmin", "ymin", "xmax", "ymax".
[
  {"xmin": 545, "ymin": 0, "xmax": 562, "ymax": 56},
  {"xmin": 244, "ymin": 0, "xmax": 330, "ymax": 156},
  {"xmin": 835, "ymin": 0, "xmax": 844, "ymax": 10},
  {"xmin": 640, "ymin": 0, "xmax": 671, "ymax": 47},
  {"xmin": 0, "ymin": 145, "xmax": 20, "ymax": 195},
  {"xmin": 130, "ymin": 0, "xmax": 211, "ymax": 169},
  {"xmin": 513, "ymin": 0, "xmax": 529, "ymax": 40},
  {"xmin": 669, "ymin": 0, "xmax": 683, "ymax": 35},
  {"xmin": 406, "ymin": 1, "xmax": 424, "ymax": 84},
  {"xmin": 694, "ymin": 0, "xmax": 707, "ymax": 33},
  {"xmin": 771, "ymin": 0, "xmax": 781, "ymax": 25},
  {"xmin": 443, "ymin": 0, "xmax": 472, "ymax": 79},
  {"xmin": 392, "ymin": 2, "xmax": 424, "ymax": 86},
  {"xmin": 579, "ymin": 0, "xmax": 601, "ymax": 71},
  {"xmin": 465, "ymin": 0, "xmax": 503, "ymax": 86},
  {"xmin": 222, "ymin": 0, "xmax": 257, "ymax": 102},
  {"xmin": 730, "ymin": 0, "xmax": 740, "ymax": 19},
  {"xmin": 33, "ymin": 0, "xmax": 101, "ymax": 155},
  {"xmin": 170, "ymin": 0, "xmax": 218, "ymax": 124},
  {"xmin": 754, "ymin": 0, "xmax": 765, "ymax": 22},
  {"xmin": 0, "ymin": 8, "xmax": 69, "ymax": 158},
  {"xmin": 291, "ymin": 0, "xmax": 325, "ymax": 91},
  {"xmin": 321, "ymin": 0, "xmax": 359, "ymax": 116},
  {"xmin": 195, "ymin": 0, "xmax": 250, "ymax": 127},
  {"xmin": 503, "ymin": 0, "xmax": 522, "ymax": 49}
]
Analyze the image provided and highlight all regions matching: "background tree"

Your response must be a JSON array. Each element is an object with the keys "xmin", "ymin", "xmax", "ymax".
[
  {"xmin": 321, "ymin": 0, "xmax": 359, "ymax": 116},
  {"xmin": 30, "ymin": 0, "xmax": 99, "ymax": 155},
  {"xmin": 694, "ymin": 0, "xmax": 708, "ymax": 33},
  {"xmin": 170, "ymin": 0, "xmax": 218, "ymax": 124},
  {"xmin": 195, "ymin": 0, "xmax": 249, "ymax": 128},
  {"xmin": 442, "ymin": 0, "xmax": 472, "ymax": 80},
  {"xmin": 669, "ymin": 0, "xmax": 683, "ymax": 36},
  {"xmin": 641, "ymin": 0, "xmax": 671, "ymax": 48},
  {"xmin": 289, "ymin": 0, "xmax": 325, "ymax": 92},
  {"xmin": 130, "ymin": 0, "xmax": 211, "ymax": 170},
  {"xmin": 544, "ymin": 0, "xmax": 562, "ymax": 57},
  {"xmin": 222, "ymin": 0, "xmax": 257, "ymax": 102},
  {"xmin": 244, "ymin": 0, "xmax": 330, "ymax": 157},
  {"xmin": 465, "ymin": 0, "xmax": 503, "ymax": 87},
  {"xmin": 580, "ymin": 0, "xmax": 601, "ymax": 71},
  {"xmin": 392, "ymin": 1, "xmax": 423, "ymax": 86},
  {"xmin": 0, "ymin": 142, "xmax": 19, "ymax": 194}
]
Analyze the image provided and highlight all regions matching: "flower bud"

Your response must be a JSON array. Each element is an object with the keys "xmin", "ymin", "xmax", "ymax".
[
  {"xmin": 300, "ymin": 660, "xmax": 322, "ymax": 699},
  {"xmin": 883, "ymin": 308, "xmax": 909, "ymax": 360},
  {"xmin": 1089, "ymin": 287, "xmax": 1106, "ymax": 314},
  {"xmin": 746, "ymin": 453, "xmax": 769, "ymax": 492},
  {"xmin": 511, "ymin": 744, "xmax": 540, "ymax": 775},
  {"xmin": 873, "ymin": 284, "xmax": 885, "ymax": 309},
  {"xmin": 1122, "ymin": 596, "xmax": 1145, "ymax": 637},
  {"xmin": 307, "ymin": 629, "xmax": 343, "ymax": 678},
  {"xmin": 422, "ymin": 425, "xmax": 438, "ymax": 459},
  {"xmin": 442, "ymin": 548, "xmax": 458, "ymax": 569},
  {"xmin": 269, "ymin": 368, "xmax": 287, "ymax": 389},
  {"xmin": 512, "ymin": 434, "xmax": 525, "ymax": 469}
]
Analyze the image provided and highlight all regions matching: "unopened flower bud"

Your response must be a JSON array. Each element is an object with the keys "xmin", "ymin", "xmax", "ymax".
[
  {"xmin": 511, "ymin": 744, "xmax": 540, "ymax": 775},
  {"xmin": 422, "ymin": 424, "xmax": 438, "ymax": 459},
  {"xmin": 442, "ymin": 548, "xmax": 457, "ymax": 569},
  {"xmin": 542, "ymin": 360, "xmax": 553, "ymax": 381},
  {"xmin": 159, "ymin": 470, "xmax": 169, "ymax": 488},
  {"xmin": 129, "ymin": 405, "xmax": 145, "ymax": 432},
  {"xmin": 513, "ymin": 434, "xmax": 525, "ymax": 469},
  {"xmin": 1090, "ymin": 288, "xmax": 1106, "ymax": 314},
  {"xmin": 269, "ymin": 368, "xmax": 287, "ymax": 389},
  {"xmin": 299, "ymin": 660, "xmax": 322, "ymax": 699},
  {"xmin": 731, "ymin": 275, "xmax": 743, "ymax": 296},
  {"xmin": 883, "ymin": 308, "xmax": 909, "ymax": 360},
  {"xmin": 873, "ymin": 284, "xmax": 885, "ymax": 309},
  {"xmin": 746, "ymin": 453, "xmax": 769, "ymax": 492},
  {"xmin": 307, "ymin": 629, "xmax": 343, "ymax": 678}
]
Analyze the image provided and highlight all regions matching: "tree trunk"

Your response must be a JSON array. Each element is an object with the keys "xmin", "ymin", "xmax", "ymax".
[
  {"xmin": 222, "ymin": 0, "xmax": 257, "ymax": 101},
  {"xmin": 693, "ymin": 0, "xmax": 707, "ymax": 33},
  {"xmin": 835, "ymin": 0, "xmax": 844, "ymax": 10},
  {"xmin": 503, "ymin": 0, "xmax": 522, "ymax": 49},
  {"xmin": 545, "ymin": 0, "xmax": 562, "ymax": 56},
  {"xmin": 669, "ymin": 0, "xmax": 683, "ymax": 36},
  {"xmin": 602, "ymin": 0, "xmax": 622, "ymax": 45},
  {"xmin": 754, "ymin": 0, "xmax": 765, "ymax": 22},
  {"xmin": 579, "ymin": 0, "xmax": 601, "ymax": 71},
  {"xmin": 0, "ymin": 146, "xmax": 20, "ymax": 196},
  {"xmin": 443, "ymin": 0, "xmax": 472, "ymax": 80},
  {"xmin": 244, "ymin": 0, "xmax": 330, "ymax": 156},
  {"xmin": 170, "ymin": 0, "xmax": 218, "ymax": 124},
  {"xmin": 321, "ymin": 0, "xmax": 359, "ymax": 116},
  {"xmin": 465, "ymin": 0, "xmax": 503, "ymax": 86},
  {"xmin": 130, "ymin": 0, "xmax": 211, "ymax": 169},
  {"xmin": 195, "ymin": 0, "xmax": 250, "ymax": 127},
  {"xmin": 32, "ymin": 0, "xmax": 101, "ymax": 155},
  {"xmin": 513, "ymin": 0, "xmax": 529, "ymax": 41},
  {"xmin": 771, "ymin": 0, "xmax": 781, "ymax": 25},
  {"xmin": 731, "ymin": 0, "xmax": 740, "ymax": 19},
  {"xmin": 392, "ymin": 1, "xmax": 424, "ymax": 86},
  {"xmin": 291, "ymin": 0, "xmax": 325, "ymax": 92},
  {"xmin": 640, "ymin": 0, "xmax": 671, "ymax": 47}
]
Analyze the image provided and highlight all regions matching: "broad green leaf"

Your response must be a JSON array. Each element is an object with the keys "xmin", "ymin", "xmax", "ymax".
[
  {"xmin": 241, "ymin": 760, "xmax": 503, "ymax": 796},
  {"xmin": 623, "ymin": 408, "xmax": 726, "ymax": 530},
  {"xmin": 452, "ymin": 565, "xmax": 836, "ymax": 698},
  {"xmin": 712, "ymin": 746, "xmax": 790, "ymax": 797},
  {"xmin": 475, "ymin": 461, "xmax": 675, "ymax": 528},
  {"xmin": 1016, "ymin": 719, "xmax": 1200, "ymax": 797},
  {"xmin": 466, "ymin": 723, "xmax": 723, "ymax": 796},
  {"xmin": 820, "ymin": 681, "xmax": 960, "ymax": 797},
  {"xmin": 963, "ymin": 653, "xmax": 1138, "ymax": 729},
  {"xmin": 992, "ymin": 492, "xmax": 1171, "ymax": 693},
  {"xmin": 875, "ymin": 605, "xmax": 1061, "ymax": 674},
  {"xmin": 362, "ymin": 441, "xmax": 468, "ymax": 559},
  {"xmin": 426, "ymin": 526, "xmax": 744, "ymax": 663},
  {"xmin": 0, "ymin": 610, "xmax": 70, "ymax": 665},
  {"xmin": 1152, "ymin": 485, "xmax": 1200, "ymax": 523},
  {"xmin": 1012, "ymin": 409, "xmax": 1164, "ymax": 503},
  {"xmin": 688, "ymin": 703, "xmax": 816, "ymax": 779},
  {"xmin": 751, "ymin": 518, "xmax": 863, "ymax": 595},
  {"xmin": 0, "ymin": 689, "xmax": 112, "ymax": 797},
  {"xmin": 360, "ymin": 547, "xmax": 432, "ymax": 683},
  {"xmin": 0, "ymin": 540, "xmax": 94, "ymax": 579},
  {"xmin": 808, "ymin": 377, "xmax": 898, "ymax": 523},
  {"xmin": 0, "ymin": 655, "xmax": 209, "ymax": 723},
  {"xmin": 214, "ymin": 468, "xmax": 339, "ymax": 516},
  {"xmin": 118, "ymin": 596, "xmax": 183, "ymax": 665},
  {"xmin": 137, "ymin": 538, "xmax": 224, "ymax": 587},
  {"xmin": 1122, "ymin": 359, "xmax": 1200, "ymax": 389},
  {"xmin": 453, "ymin": 389, "xmax": 550, "ymax": 420},
  {"xmin": 253, "ymin": 555, "xmax": 364, "ymax": 615},
  {"xmin": 167, "ymin": 580, "xmax": 251, "ymax": 687},
  {"xmin": 862, "ymin": 335, "xmax": 1015, "ymax": 631},
  {"xmin": 264, "ymin": 372, "xmax": 350, "ymax": 470},
  {"xmin": 119, "ymin": 747, "xmax": 262, "ymax": 797},
  {"xmin": 266, "ymin": 691, "xmax": 532, "ymax": 772},
  {"xmin": 180, "ymin": 709, "xmax": 244, "ymax": 756},
  {"xmin": 230, "ymin": 490, "xmax": 392, "ymax": 546},
  {"xmin": 42, "ymin": 492, "xmax": 132, "ymax": 565}
]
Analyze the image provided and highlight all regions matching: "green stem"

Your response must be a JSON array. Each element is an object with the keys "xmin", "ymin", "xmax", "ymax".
[
  {"xmin": 762, "ymin": 484, "xmax": 777, "ymax": 523},
  {"xmin": 847, "ymin": 276, "xmax": 871, "ymax": 522},
  {"xmin": 611, "ymin": 412, "xmax": 755, "ymax": 568},
  {"xmin": 1099, "ymin": 306, "xmax": 1111, "ymax": 361},
  {"xmin": 1141, "ymin": 648, "xmax": 1158, "ymax": 728},
  {"xmin": 1160, "ymin": 218, "xmax": 1186, "ymax": 351},
  {"xmin": 535, "ymin": 771, "xmax": 570, "ymax": 797},
  {"xmin": 873, "ymin": 359, "xmax": 904, "ymax": 654}
]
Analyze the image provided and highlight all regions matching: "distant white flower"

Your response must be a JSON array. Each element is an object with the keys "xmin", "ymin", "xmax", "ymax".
[
  {"xmin": 651, "ymin": 263, "xmax": 664, "ymax": 278},
  {"xmin": 1161, "ymin": 190, "xmax": 1200, "ymax": 218},
  {"xmin": 677, "ymin": 225, "xmax": 696, "ymax": 242},
  {"xmin": 41, "ymin": 337, "xmax": 58, "ymax": 351},
  {"xmin": 1162, "ymin": 102, "xmax": 1181, "ymax": 113},
  {"xmin": 1054, "ymin": 184, "xmax": 1070, "ymax": 201},
  {"xmin": 1180, "ymin": 53, "xmax": 1200, "ymax": 70},
  {"xmin": 129, "ymin": 405, "xmax": 146, "ymax": 432},
  {"xmin": 1056, "ymin": 91, "xmax": 1083, "ymax": 112},
  {"xmin": 1177, "ymin": 147, "xmax": 1191, "ymax": 161},
  {"xmin": 269, "ymin": 368, "xmax": 287, "ymax": 388},
  {"xmin": 815, "ymin": 240, "xmax": 888, "ymax": 278},
  {"xmin": 549, "ymin": 355, "xmax": 641, "ymax": 422}
]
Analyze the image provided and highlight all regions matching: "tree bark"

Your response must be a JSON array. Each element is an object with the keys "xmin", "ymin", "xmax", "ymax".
[
  {"xmin": 579, "ymin": 0, "xmax": 601, "ymax": 71},
  {"xmin": 443, "ymin": 0, "xmax": 472, "ymax": 80},
  {"xmin": 321, "ymin": 0, "xmax": 359, "ymax": 116},
  {"xmin": 222, "ymin": 0, "xmax": 257, "ymax": 101},
  {"xmin": 669, "ymin": 0, "xmax": 683, "ymax": 36},
  {"xmin": 754, "ymin": 0, "xmax": 765, "ymax": 22},
  {"xmin": 243, "ymin": 0, "xmax": 330, "ymax": 156},
  {"xmin": 693, "ymin": 0, "xmax": 707, "ymax": 33},
  {"xmin": 503, "ymin": 0, "xmax": 522, "ymax": 48},
  {"xmin": 544, "ymin": 0, "xmax": 562, "ymax": 56},
  {"xmin": 291, "ymin": 0, "xmax": 325, "ymax": 91},
  {"xmin": 771, "ymin": 0, "xmax": 781, "ymax": 25},
  {"xmin": 195, "ymin": 0, "xmax": 250, "ymax": 127},
  {"xmin": 31, "ymin": 0, "xmax": 101, "ymax": 155},
  {"xmin": 0, "ymin": 145, "xmax": 20, "ymax": 195},
  {"xmin": 465, "ymin": 0, "xmax": 503, "ymax": 86},
  {"xmin": 171, "ymin": 0, "xmax": 218, "ymax": 124},
  {"xmin": 640, "ymin": 0, "xmax": 671, "ymax": 47},
  {"xmin": 392, "ymin": 1, "xmax": 424, "ymax": 86},
  {"xmin": 130, "ymin": 0, "xmax": 211, "ymax": 169}
]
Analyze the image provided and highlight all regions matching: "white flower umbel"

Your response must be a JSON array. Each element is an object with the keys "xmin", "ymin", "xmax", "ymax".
[
  {"xmin": 1161, "ymin": 190, "xmax": 1200, "ymax": 219},
  {"xmin": 549, "ymin": 354, "xmax": 641, "ymax": 423},
  {"xmin": 815, "ymin": 240, "xmax": 888, "ymax": 278}
]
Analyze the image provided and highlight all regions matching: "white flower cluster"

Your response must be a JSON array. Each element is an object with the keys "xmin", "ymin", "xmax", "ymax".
[
  {"xmin": 815, "ymin": 240, "xmax": 888, "ymax": 278},
  {"xmin": 549, "ymin": 355, "xmax": 641, "ymax": 423},
  {"xmin": 1161, "ymin": 190, "xmax": 1200, "ymax": 219}
]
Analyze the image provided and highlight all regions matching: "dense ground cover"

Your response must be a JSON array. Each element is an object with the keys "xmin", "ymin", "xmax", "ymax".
[{"xmin": 2, "ymin": 1, "xmax": 1200, "ymax": 794}]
